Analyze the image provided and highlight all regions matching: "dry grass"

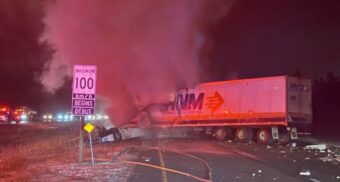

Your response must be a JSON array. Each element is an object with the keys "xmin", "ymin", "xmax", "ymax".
[
  {"xmin": 2, "ymin": 134, "xmax": 71, "ymax": 155},
  {"xmin": 0, "ymin": 122, "xmax": 79, "ymax": 179},
  {"xmin": 0, "ymin": 122, "xmax": 138, "ymax": 181}
]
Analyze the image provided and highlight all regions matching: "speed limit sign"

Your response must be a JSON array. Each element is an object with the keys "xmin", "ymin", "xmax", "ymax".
[{"xmin": 72, "ymin": 65, "xmax": 97, "ymax": 116}]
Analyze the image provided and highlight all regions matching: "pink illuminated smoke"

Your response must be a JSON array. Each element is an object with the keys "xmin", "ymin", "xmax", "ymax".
[{"xmin": 40, "ymin": 0, "xmax": 232, "ymax": 125}]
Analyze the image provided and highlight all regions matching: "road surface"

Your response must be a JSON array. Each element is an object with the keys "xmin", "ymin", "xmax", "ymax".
[{"xmin": 113, "ymin": 138, "xmax": 340, "ymax": 182}]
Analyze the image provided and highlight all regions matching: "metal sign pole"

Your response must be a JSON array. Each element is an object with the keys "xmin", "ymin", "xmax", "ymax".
[
  {"xmin": 79, "ymin": 117, "xmax": 84, "ymax": 163},
  {"xmin": 89, "ymin": 132, "xmax": 95, "ymax": 166}
]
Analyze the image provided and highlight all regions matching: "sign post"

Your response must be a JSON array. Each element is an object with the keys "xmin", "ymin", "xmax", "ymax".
[
  {"xmin": 72, "ymin": 65, "xmax": 97, "ymax": 164},
  {"xmin": 79, "ymin": 117, "xmax": 84, "ymax": 163}
]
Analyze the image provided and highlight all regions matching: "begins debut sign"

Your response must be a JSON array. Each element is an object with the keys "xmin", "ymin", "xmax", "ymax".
[{"xmin": 72, "ymin": 65, "xmax": 97, "ymax": 116}]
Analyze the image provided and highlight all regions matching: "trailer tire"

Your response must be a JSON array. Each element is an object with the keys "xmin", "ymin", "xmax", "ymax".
[
  {"xmin": 256, "ymin": 128, "xmax": 273, "ymax": 144},
  {"xmin": 214, "ymin": 127, "xmax": 227, "ymax": 141},
  {"xmin": 235, "ymin": 128, "xmax": 249, "ymax": 143}
]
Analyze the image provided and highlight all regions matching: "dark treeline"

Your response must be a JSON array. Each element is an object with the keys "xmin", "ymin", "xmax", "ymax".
[{"xmin": 312, "ymin": 72, "xmax": 340, "ymax": 138}]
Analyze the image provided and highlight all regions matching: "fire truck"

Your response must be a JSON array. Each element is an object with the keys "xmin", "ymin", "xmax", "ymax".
[
  {"xmin": 0, "ymin": 105, "xmax": 10, "ymax": 123},
  {"xmin": 10, "ymin": 106, "xmax": 37, "ymax": 123},
  {"xmin": 101, "ymin": 76, "xmax": 312, "ymax": 144}
]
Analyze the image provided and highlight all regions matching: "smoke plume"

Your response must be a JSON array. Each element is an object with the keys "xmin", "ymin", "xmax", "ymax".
[{"xmin": 40, "ymin": 0, "xmax": 232, "ymax": 125}]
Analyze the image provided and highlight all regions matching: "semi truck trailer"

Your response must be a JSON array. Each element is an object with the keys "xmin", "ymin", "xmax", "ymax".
[{"xmin": 100, "ymin": 76, "xmax": 312, "ymax": 144}]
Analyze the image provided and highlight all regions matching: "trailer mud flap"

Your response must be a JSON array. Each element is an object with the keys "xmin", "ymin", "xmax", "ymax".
[
  {"xmin": 290, "ymin": 127, "xmax": 298, "ymax": 140},
  {"xmin": 271, "ymin": 127, "xmax": 279, "ymax": 140}
]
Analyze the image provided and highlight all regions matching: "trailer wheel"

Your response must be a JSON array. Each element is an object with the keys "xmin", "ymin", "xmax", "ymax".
[
  {"xmin": 235, "ymin": 128, "xmax": 249, "ymax": 143},
  {"xmin": 214, "ymin": 127, "xmax": 227, "ymax": 141},
  {"xmin": 256, "ymin": 128, "xmax": 273, "ymax": 144}
]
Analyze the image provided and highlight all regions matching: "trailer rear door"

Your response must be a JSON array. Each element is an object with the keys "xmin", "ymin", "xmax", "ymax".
[{"xmin": 287, "ymin": 77, "xmax": 312, "ymax": 124}]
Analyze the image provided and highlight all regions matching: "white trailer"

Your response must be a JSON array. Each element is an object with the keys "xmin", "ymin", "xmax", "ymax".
[
  {"xmin": 100, "ymin": 76, "xmax": 312, "ymax": 144},
  {"xmin": 134, "ymin": 76, "xmax": 313, "ymax": 144}
]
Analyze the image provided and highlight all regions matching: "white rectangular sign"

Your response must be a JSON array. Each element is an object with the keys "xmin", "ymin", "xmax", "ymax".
[
  {"xmin": 72, "ymin": 65, "xmax": 97, "ymax": 94},
  {"xmin": 72, "ymin": 65, "xmax": 97, "ymax": 116}
]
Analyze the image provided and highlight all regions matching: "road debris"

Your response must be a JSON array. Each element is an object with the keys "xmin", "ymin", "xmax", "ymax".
[
  {"xmin": 144, "ymin": 157, "xmax": 151, "ymax": 162},
  {"xmin": 299, "ymin": 170, "xmax": 311, "ymax": 176},
  {"xmin": 266, "ymin": 145, "xmax": 272, "ymax": 149},
  {"xmin": 305, "ymin": 144, "xmax": 327, "ymax": 151},
  {"xmin": 336, "ymin": 156, "xmax": 340, "ymax": 162},
  {"xmin": 309, "ymin": 178, "xmax": 321, "ymax": 182},
  {"xmin": 291, "ymin": 142, "xmax": 297, "ymax": 147},
  {"xmin": 319, "ymin": 156, "xmax": 333, "ymax": 162}
]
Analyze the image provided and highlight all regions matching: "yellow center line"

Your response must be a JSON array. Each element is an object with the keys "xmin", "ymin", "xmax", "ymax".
[{"xmin": 158, "ymin": 149, "xmax": 168, "ymax": 182}]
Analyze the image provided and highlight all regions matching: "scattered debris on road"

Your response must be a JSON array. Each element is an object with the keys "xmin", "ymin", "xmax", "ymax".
[
  {"xmin": 305, "ymin": 144, "xmax": 327, "ymax": 151},
  {"xmin": 291, "ymin": 142, "xmax": 297, "ymax": 147},
  {"xmin": 319, "ymin": 156, "xmax": 333, "ymax": 162},
  {"xmin": 337, "ymin": 156, "xmax": 340, "ymax": 162},
  {"xmin": 309, "ymin": 178, "xmax": 321, "ymax": 182},
  {"xmin": 299, "ymin": 170, "xmax": 311, "ymax": 176},
  {"xmin": 144, "ymin": 157, "xmax": 151, "ymax": 162}
]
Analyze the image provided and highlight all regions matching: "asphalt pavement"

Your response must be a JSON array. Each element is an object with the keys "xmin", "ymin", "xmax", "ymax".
[{"xmin": 116, "ymin": 138, "xmax": 340, "ymax": 182}]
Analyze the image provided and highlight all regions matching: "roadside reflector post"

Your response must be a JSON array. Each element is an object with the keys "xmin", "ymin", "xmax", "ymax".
[{"xmin": 84, "ymin": 122, "xmax": 95, "ymax": 166}]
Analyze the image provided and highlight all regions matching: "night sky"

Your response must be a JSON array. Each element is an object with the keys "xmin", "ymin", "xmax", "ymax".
[
  {"xmin": 1, "ymin": 0, "xmax": 340, "ymax": 112},
  {"xmin": 208, "ymin": 0, "xmax": 340, "ymax": 81}
]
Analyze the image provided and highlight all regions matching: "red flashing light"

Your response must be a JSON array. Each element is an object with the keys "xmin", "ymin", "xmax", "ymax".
[{"xmin": 0, "ymin": 107, "xmax": 9, "ymax": 112}]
